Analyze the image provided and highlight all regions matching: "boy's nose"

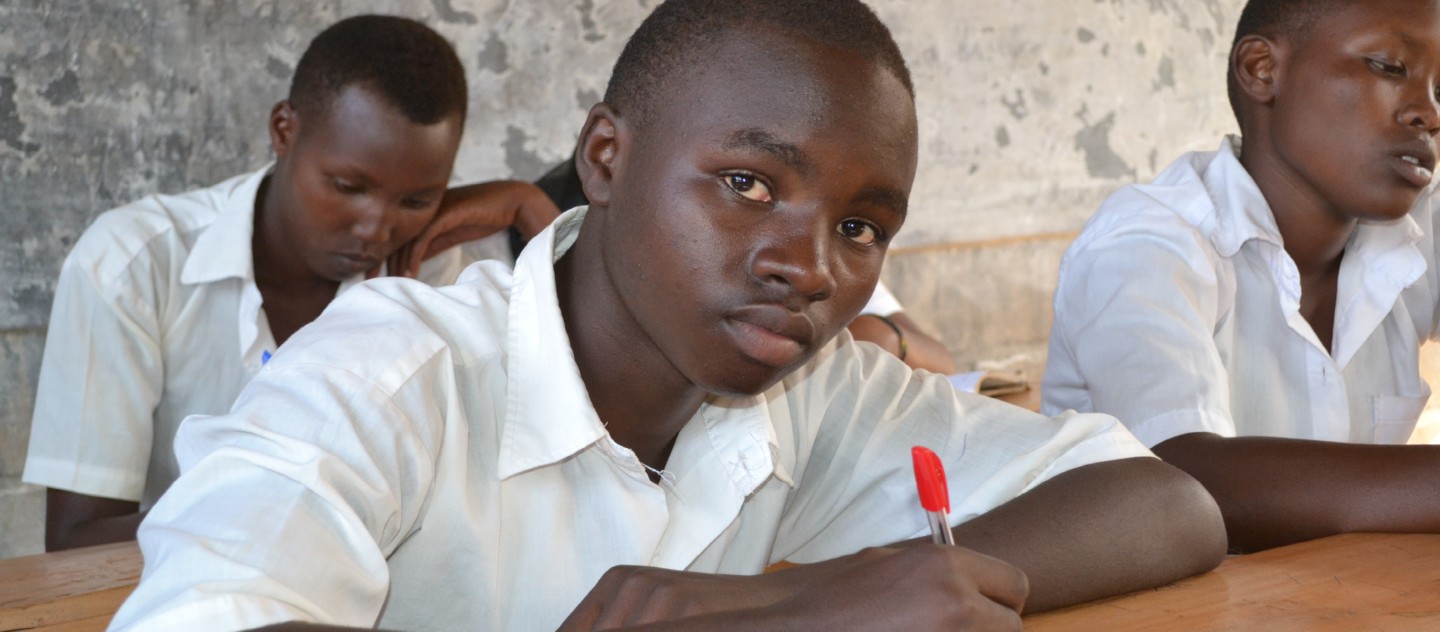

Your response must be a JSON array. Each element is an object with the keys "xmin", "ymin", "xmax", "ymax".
[
  {"xmin": 750, "ymin": 226, "xmax": 837, "ymax": 303},
  {"xmin": 351, "ymin": 206, "xmax": 394, "ymax": 245},
  {"xmin": 1403, "ymin": 85, "xmax": 1440, "ymax": 135}
]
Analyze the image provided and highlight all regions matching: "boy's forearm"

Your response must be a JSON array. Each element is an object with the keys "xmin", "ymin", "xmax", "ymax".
[
  {"xmin": 1153, "ymin": 432, "xmax": 1440, "ymax": 553},
  {"xmin": 950, "ymin": 457, "xmax": 1227, "ymax": 612}
]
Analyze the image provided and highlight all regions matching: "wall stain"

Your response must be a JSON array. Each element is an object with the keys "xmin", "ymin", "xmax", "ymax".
[
  {"xmin": 39, "ymin": 70, "xmax": 82, "ymax": 107},
  {"xmin": 575, "ymin": 87, "xmax": 600, "ymax": 110},
  {"xmin": 999, "ymin": 89, "xmax": 1028, "ymax": 120},
  {"xmin": 1073, "ymin": 109, "xmax": 1135, "ymax": 180},
  {"xmin": 1077, "ymin": 27, "xmax": 1095, "ymax": 43},
  {"xmin": 995, "ymin": 125, "xmax": 1011, "ymax": 148},
  {"xmin": 578, "ymin": 0, "xmax": 605, "ymax": 43},
  {"xmin": 430, "ymin": 0, "xmax": 477, "ymax": 25},
  {"xmin": 503, "ymin": 125, "xmax": 549, "ymax": 179},
  {"xmin": 1154, "ymin": 55, "xmax": 1175, "ymax": 90},
  {"xmin": 477, "ymin": 31, "xmax": 509, "ymax": 73},
  {"xmin": 265, "ymin": 55, "xmax": 292, "ymax": 80},
  {"xmin": 0, "ymin": 77, "xmax": 40, "ymax": 154}
]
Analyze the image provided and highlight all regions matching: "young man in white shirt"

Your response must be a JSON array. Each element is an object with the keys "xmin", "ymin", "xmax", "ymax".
[
  {"xmin": 112, "ymin": 1, "xmax": 1224, "ymax": 629},
  {"xmin": 22, "ymin": 15, "xmax": 558, "ymax": 552},
  {"xmin": 1044, "ymin": 0, "xmax": 1440, "ymax": 552}
]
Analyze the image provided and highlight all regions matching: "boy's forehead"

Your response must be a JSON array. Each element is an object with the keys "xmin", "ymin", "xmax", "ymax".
[{"xmin": 641, "ymin": 25, "xmax": 914, "ymax": 144}]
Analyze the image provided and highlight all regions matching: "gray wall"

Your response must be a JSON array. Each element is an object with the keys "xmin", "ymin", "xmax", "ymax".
[{"xmin": 0, "ymin": 0, "xmax": 1245, "ymax": 557}]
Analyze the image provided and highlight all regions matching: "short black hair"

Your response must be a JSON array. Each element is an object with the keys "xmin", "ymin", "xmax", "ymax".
[
  {"xmin": 1226, "ymin": 0, "xmax": 1344, "ymax": 128},
  {"xmin": 289, "ymin": 14, "xmax": 467, "ymax": 126},
  {"xmin": 604, "ymin": 0, "xmax": 913, "ymax": 127}
]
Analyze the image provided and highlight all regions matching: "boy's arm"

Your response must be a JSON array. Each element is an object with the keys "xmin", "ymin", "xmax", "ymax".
[
  {"xmin": 848, "ymin": 312, "xmax": 958, "ymax": 374},
  {"xmin": 950, "ymin": 456, "xmax": 1225, "ymax": 611},
  {"xmin": 382, "ymin": 180, "xmax": 561, "ymax": 278},
  {"xmin": 44, "ymin": 489, "xmax": 144, "ymax": 551},
  {"xmin": 552, "ymin": 457, "xmax": 1222, "ymax": 629},
  {"xmin": 1152, "ymin": 432, "xmax": 1440, "ymax": 552}
]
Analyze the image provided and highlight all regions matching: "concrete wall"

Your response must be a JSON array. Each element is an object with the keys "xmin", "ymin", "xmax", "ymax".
[{"xmin": 0, "ymin": 0, "xmax": 1246, "ymax": 557}]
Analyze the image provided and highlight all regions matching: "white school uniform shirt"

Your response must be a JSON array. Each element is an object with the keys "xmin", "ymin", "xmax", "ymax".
[
  {"xmin": 22, "ymin": 166, "xmax": 462, "ymax": 508},
  {"xmin": 112, "ymin": 206, "xmax": 1150, "ymax": 632},
  {"xmin": 1043, "ymin": 136, "xmax": 1440, "ymax": 448}
]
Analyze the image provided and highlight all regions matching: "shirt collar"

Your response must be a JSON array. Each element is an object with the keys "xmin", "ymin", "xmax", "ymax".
[
  {"xmin": 497, "ymin": 207, "xmax": 791, "ymax": 491},
  {"xmin": 179, "ymin": 165, "xmax": 271, "ymax": 285},
  {"xmin": 1205, "ymin": 136, "xmax": 1288, "ymax": 257}
]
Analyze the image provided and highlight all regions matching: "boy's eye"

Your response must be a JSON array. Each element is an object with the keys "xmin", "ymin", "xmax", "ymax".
[
  {"xmin": 722, "ymin": 173, "xmax": 773, "ymax": 203},
  {"xmin": 401, "ymin": 197, "xmax": 434, "ymax": 210},
  {"xmin": 837, "ymin": 218, "xmax": 883, "ymax": 246},
  {"xmin": 333, "ymin": 178, "xmax": 365, "ymax": 195},
  {"xmin": 1369, "ymin": 58, "xmax": 1407, "ymax": 77}
]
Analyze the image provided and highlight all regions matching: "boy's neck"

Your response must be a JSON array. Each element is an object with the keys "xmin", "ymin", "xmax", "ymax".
[
  {"xmin": 553, "ymin": 214, "xmax": 708, "ymax": 474},
  {"xmin": 1238, "ymin": 139, "xmax": 1356, "ymax": 276}
]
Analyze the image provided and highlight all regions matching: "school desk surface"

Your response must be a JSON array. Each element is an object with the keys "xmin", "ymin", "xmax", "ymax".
[{"xmin": 1, "ymin": 532, "xmax": 1436, "ymax": 630}]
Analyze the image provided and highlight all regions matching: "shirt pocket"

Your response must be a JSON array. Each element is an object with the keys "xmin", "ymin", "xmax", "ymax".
[{"xmin": 1372, "ymin": 395, "xmax": 1429, "ymax": 444}]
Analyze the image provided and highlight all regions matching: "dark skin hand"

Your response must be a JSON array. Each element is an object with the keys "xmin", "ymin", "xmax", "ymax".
[
  {"xmin": 373, "ymin": 179, "xmax": 562, "ymax": 280},
  {"xmin": 1153, "ymin": 432, "xmax": 1440, "ymax": 552},
  {"xmin": 43, "ymin": 489, "xmax": 144, "ymax": 551},
  {"xmin": 847, "ymin": 312, "xmax": 957, "ymax": 374},
  {"xmin": 244, "ymin": 457, "xmax": 1222, "ymax": 631}
]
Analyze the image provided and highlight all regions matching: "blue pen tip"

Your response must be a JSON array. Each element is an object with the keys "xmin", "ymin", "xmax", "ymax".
[{"xmin": 262, "ymin": 350, "xmax": 272, "ymax": 365}]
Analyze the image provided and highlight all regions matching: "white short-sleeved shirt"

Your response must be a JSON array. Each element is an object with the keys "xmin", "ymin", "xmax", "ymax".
[
  {"xmin": 112, "ymin": 207, "xmax": 1151, "ymax": 631},
  {"xmin": 859, "ymin": 280, "xmax": 904, "ymax": 316},
  {"xmin": 22, "ymin": 166, "xmax": 462, "ymax": 508},
  {"xmin": 1043, "ymin": 137, "xmax": 1440, "ymax": 448}
]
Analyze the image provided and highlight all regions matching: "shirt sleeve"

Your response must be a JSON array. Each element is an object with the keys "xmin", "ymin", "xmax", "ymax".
[
  {"xmin": 769, "ymin": 336, "xmax": 1153, "ymax": 564},
  {"xmin": 1043, "ymin": 218, "xmax": 1237, "ymax": 447},
  {"xmin": 22, "ymin": 237, "xmax": 164, "ymax": 502},
  {"xmin": 109, "ymin": 289, "xmax": 450, "ymax": 630}
]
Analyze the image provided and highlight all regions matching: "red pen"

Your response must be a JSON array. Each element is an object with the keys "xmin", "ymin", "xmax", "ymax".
[{"xmin": 911, "ymin": 446, "xmax": 955, "ymax": 545}]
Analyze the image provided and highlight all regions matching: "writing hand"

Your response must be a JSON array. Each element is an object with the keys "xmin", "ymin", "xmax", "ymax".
[{"xmin": 559, "ymin": 544, "xmax": 1027, "ymax": 630}]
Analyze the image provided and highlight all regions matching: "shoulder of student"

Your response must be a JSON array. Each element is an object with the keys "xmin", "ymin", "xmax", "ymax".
[{"xmin": 64, "ymin": 172, "xmax": 254, "ymax": 288}]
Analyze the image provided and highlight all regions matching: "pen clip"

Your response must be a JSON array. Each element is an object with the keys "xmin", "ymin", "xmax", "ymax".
[{"xmin": 911, "ymin": 445, "xmax": 950, "ymax": 514}]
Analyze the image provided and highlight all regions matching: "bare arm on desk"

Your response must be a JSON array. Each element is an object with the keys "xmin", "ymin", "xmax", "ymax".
[
  {"xmin": 45, "ymin": 488, "xmax": 145, "ymax": 551},
  {"xmin": 556, "ymin": 457, "xmax": 1223, "ymax": 629},
  {"xmin": 1153, "ymin": 432, "xmax": 1440, "ymax": 553}
]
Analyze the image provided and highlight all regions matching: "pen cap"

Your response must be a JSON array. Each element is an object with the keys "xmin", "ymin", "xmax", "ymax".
[{"xmin": 911, "ymin": 446, "xmax": 950, "ymax": 513}]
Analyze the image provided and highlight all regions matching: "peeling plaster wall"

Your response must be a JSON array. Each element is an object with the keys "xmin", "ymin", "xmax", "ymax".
[{"xmin": 0, "ymin": 0, "xmax": 1246, "ymax": 556}]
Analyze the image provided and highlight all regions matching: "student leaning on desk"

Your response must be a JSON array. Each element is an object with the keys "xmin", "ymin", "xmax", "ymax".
[
  {"xmin": 1044, "ymin": 0, "xmax": 1440, "ymax": 553},
  {"xmin": 20, "ymin": 15, "xmax": 559, "ymax": 553},
  {"xmin": 110, "ymin": 0, "xmax": 1224, "ymax": 629}
]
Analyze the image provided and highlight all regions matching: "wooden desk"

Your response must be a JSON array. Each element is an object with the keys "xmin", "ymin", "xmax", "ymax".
[
  {"xmin": 1024, "ymin": 533, "xmax": 1440, "ymax": 631},
  {"xmin": 5, "ymin": 534, "xmax": 1437, "ymax": 630},
  {"xmin": 0, "ymin": 541, "xmax": 140, "ymax": 631}
]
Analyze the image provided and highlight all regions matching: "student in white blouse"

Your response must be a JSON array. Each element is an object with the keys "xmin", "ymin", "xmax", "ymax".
[
  {"xmin": 1044, "ymin": 0, "xmax": 1440, "ymax": 552},
  {"xmin": 112, "ymin": 1, "xmax": 1224, "ymax": 629},
  {"xmin": 22, "ymin": 15, "xmax": 558, "ymax": 552}
]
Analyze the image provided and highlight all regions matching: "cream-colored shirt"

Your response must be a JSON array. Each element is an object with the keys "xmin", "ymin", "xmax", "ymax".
[
  {"xmin": 1044, "ymin": 137, "xmax": 1440, "ymax": 447},
  {"xmin": 112, "ymin": 207, "xmax": 1151, "ymax": 631},
  {"xmin": 23, "ymin": 166, "xmax": 462, "ymax": 508}
]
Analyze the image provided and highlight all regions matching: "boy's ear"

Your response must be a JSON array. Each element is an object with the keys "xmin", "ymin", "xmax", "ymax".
[
  {"xmin": 268, "ymin": 100, "xmax": 299, "ymax": 158},
  {"xmin": 575, "ymin": 103, "xmax": 627, "ymax": 208},
  {"xmin": 1233, "ymin": 34, "xmax": 1281, "ymax": 105}
]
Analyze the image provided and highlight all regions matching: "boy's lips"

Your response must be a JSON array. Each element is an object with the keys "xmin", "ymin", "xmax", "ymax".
[
  {"xmin": 1394, "ymin": 143, "xmax": 1436, "ymax": 188},
  {"xmin": 334, "ymin": 252, "xmax": 381, "ymax": 274},
  {"xmin": 725, "ymin": 305, "xmax": 816, "ymax": 368}
]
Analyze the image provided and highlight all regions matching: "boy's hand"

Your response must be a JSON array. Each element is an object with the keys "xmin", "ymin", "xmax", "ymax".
[
  {"xmin": 373, "ymin": 180, "xmax": 561, "ymax": 279},
  {"xmin": 558, "ymin": 544, "xmax": 1027, "ymax": 630}
]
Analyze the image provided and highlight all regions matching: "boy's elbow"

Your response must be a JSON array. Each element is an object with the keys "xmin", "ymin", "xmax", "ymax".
[{"xmin": 1146, "ymin": 459, "xmax": 1228, "ymax": 575}]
